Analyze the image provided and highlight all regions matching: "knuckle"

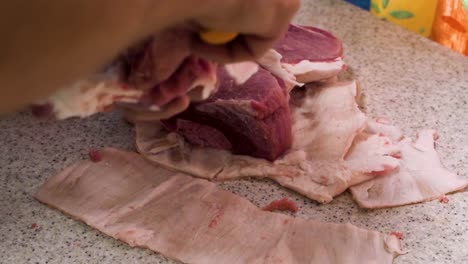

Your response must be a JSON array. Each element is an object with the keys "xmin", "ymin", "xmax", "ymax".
[{"xmin": 279, "ymin": 0, "xmax": 301, "ymax": 13}]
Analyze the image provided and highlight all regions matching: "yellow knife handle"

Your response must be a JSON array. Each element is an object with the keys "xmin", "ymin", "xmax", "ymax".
[{"xmin": 199, "ymin": 30, "xmax": 238, "ymax": 45}]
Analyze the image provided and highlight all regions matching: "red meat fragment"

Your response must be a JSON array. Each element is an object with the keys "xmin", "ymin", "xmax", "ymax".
[
  {"xmin": 31, "ymin": 104, "xmax": 54, "ymax": 118},
  {"xmin": 262, "ymin": 197, "xmax": 298, "ymax": 213},
  {"xmin": 31, "ymin": 223, "xmax": 37, "ymax": 229},
  {"xmin": 439, "ymin": 195, "xmax": 449, "ymax": 203},
  {"xmin": 390, "ymin": 231, "xmax": 404, "ymax": 240},
  {"xmin": 88, "ymin": 149, "xmax": 103, "ymax": 162}
]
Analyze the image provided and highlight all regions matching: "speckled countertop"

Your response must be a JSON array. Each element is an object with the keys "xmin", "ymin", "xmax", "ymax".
[{"xmin": 1, "ymin": 0, "xmax": 467, "ymax": 263}]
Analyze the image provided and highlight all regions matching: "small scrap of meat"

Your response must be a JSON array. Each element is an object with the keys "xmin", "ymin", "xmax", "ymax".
[
  {"xmin": 88, "ymin": 149, "xmax": 103, "ymax": 162},
  {"xmin": 30, "ymin": 104, "xmax": 54, "ymax": 118},
  {"xmin": 390, "ymin": 231, "xmax": 404, "ymax": 240},
  {"xmin": 350, "ymin": 130, "xmax": 468, "ymax": 208},
  {"xmin": 262, "ymin": 197, "xmax": 298, "ymax": 213},
  {"xmin": 35, "ymin": 148, "xmax": 403, "ymax": 264},
  {"xmin": 274, "ymin": 25, "xmax": 345, "ymax": 83},
  {"xmin": 31, "ymin": 223, "xmax": 37, "ymax": 229},
  {"xmin": 439, "ymin": 195, "xmax": 449, "ymax": 203}
]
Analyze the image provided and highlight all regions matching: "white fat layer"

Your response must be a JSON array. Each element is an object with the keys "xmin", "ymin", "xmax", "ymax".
[
  {"xmin": 49, "ymin": 72, "xmax": 143, "ymax": 119},
  {"xmin": 224, "ymin": 62, "xmax": 259, "ymax": 85},
  {"xmin": 45, "ymin": 65, "xmax": 218, "ymax": 119},
  {"xmin": 257, "ymin": 49, "xmax": 303, "ymax": 91},
  {"xmin": 282, "ymin": 58, "xmax": 345, "ymax": 83}
]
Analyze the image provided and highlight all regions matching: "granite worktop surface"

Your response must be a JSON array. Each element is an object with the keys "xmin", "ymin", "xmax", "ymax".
[{"xmin": 1, "ymin": 0, "xmax": 467, "ymax": 263}]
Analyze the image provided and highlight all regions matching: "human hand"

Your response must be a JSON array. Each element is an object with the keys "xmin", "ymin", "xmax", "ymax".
[
  {"xmin": 188, "ymin": 0, "xmax": 301, "ymax": 62},
  {"xmin": 0, "ymin": 0, "xmax": 299, "ymax": 118},
  {"xmin": 122, "ymin": 0, "xmax": 300, "ymax": 121}
]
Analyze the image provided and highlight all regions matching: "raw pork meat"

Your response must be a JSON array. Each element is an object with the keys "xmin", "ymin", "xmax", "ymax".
[
  {"xmin": 273, "ymin": 25, "xmax": 345, "ymax": 83},
  {"xmin": 35, "ymin": 148, "xmax": 403, "ymax": 264},
  {"xmin": 32, "ymin": 28, "xmax": 255, "ymax": 120},
  {"xmin": 161, "ymin": 67, "xmax": 292, "ymax": 161},
  {"xmin": 136, "ymin": 81, "xmax": 400, "ymax": 203},
  {"xmin": 31, "ymin": 24, "xmax": 343, "ymax": 120},
  {"xmin": 350, "ymin": 129, "xmax": 467, "ymax": 208},
  {"xmin": 262, "ymin": 197, "xmax": 299, "ymax": 213},
  {"xmin": 32, "ymin": 56, "xmax": 216, "ymax": 120}
]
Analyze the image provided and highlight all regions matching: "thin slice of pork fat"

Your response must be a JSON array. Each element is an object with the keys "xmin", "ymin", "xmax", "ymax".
[
  {"xmin": 350, "ymin": 129, "xmax": 468, "ymax": 208},
  {"xmin": 35, "ymin": 148, "xmax": 403, "ymax": 264}
]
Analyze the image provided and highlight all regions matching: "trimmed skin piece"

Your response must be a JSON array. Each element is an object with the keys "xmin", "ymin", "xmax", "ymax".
[
  {"xmin": 35, "ymin": 148, "xmax": 403, "ymax": 264},
  {"xmin": 350, "ymin": 129, "xmax": 467, "ymax": 208}
]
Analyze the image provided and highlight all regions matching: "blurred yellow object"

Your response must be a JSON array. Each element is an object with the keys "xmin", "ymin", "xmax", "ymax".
[
  {"xmin": 199, "ymin": 30, "xmax": 238, "ymax": 45},
  {"xmin": 370, "ymin": 0, "xmax": 438, "ymax": 36},
  {"xmin": 431, "ymin": 0, "xmax": 468, "ymax": 55}
]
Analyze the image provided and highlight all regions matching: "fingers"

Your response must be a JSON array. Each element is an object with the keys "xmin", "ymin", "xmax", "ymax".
[
  {"xmin": 124, "ymin": 28, "xmax": 193, "ymax": 90},
  {"xmin": 123, "ymin": 95, "xmax": 190, "ymax": 122},
  {"xmin": 192, "ymin": 0, "xmax": 300, "ymax": 62},
  {"xmin": 186, "ymin": 86, "xmax": 208, "ymax": 102},
  {"xmin": 148, "ymin": 29, "xmax": 192, "ymax": 84},
  {"xmin": 191, "ymin": 34, "xmax": 277, "ymax": 63}
]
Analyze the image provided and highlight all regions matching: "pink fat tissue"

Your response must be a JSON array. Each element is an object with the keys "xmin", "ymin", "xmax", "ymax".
[{"xmin": 262, "ymin": 198, "xmax": 299, "ymax": 213}]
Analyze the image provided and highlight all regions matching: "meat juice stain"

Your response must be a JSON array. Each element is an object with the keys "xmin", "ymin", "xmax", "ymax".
[{"xmin": 208, "ymin": 209, "xmax": 224, "ymax": 228}]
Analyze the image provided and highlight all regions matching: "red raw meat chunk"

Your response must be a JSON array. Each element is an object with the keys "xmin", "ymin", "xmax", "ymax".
[
  {"xmin": 262, "ymin": 197, "xmax": 299, "ymax": 213},
  {"xmin": 269, "ymin": 24, "xmax": 345, "ymax": 83},
  {"xmin": 88, "ymin": 149, "xmax": 103, "ymax": 163},
  {"xmin": 275, "ymin": 24, "xmax": 343, "ymax": 63},
  {"xmin": 162, "ymin": 67, "xmax": 292, "ymax": 161}
]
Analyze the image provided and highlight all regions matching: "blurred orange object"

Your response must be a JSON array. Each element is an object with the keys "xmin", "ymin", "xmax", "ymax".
[
  {"xmin": 199, "ymin": 30, "xmax": 238, "ymax": 45},
  {"xmin": 431, "ymin": 0, "xmax": 468, "ymax": 55}
]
